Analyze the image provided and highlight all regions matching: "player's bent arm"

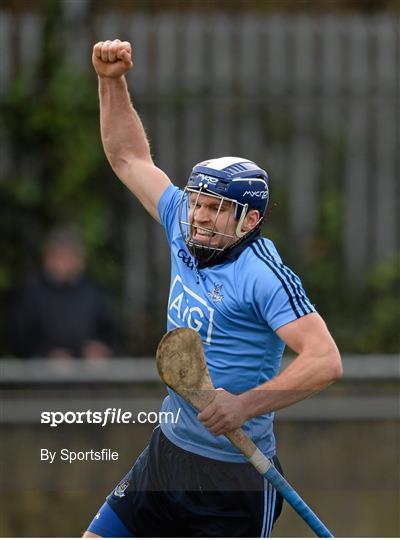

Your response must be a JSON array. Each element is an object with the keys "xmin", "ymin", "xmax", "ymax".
[
  {"xmin": 198, "ymin": 312, "xmax": 342, "ymax": 435},
  {"xmin": 239, "ymin": 312, "xmax": 343, "ymax": 418}
]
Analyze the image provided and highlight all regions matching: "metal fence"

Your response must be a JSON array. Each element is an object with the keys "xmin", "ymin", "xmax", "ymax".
[
  {"xmin": 115, "ymin": 12, "xmax": 400, "ymax": 312},
  {"xmin": 0, "ymin": 7, "xmax": 399, "ymax": 340}
]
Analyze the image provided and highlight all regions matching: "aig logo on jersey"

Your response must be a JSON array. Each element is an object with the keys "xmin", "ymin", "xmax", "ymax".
[{"xmin": 168, "ymin": 275, "xmax": 214, "ymax": 344}]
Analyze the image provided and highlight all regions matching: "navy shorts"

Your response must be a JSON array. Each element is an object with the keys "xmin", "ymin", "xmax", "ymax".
[{"xmin": 88, "ymin": 426, "xmax": 283, "ymax": 537}]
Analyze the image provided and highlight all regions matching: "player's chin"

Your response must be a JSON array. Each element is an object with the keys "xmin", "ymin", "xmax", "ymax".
[{"xmin": 193, "ymin": 240, "xmax": 224, "ymax": 252}]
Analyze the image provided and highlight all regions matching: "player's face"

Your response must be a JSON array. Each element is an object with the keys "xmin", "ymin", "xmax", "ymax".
[{"xmin": 188, "ymin": 192, "xmax": 238, "ymax": 249}]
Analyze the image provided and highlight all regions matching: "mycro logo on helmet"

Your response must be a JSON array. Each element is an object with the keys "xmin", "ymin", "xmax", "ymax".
[
  {"xmin": 168, "ymin": 275, "xmax": 214, "ymax": 344},
  {"xmin": 243, "ymin": 190, "xmax": 268, "ymax": 198}
]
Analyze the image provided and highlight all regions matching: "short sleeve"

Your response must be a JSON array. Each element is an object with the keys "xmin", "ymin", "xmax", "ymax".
[
  {"xmin": 157, "ymin": 184, "xmax": 182, "ymax": 245},
  {"xmin": 245, "ymin": 239, "xmax": 316, "ymax": 332},
  {"xmin": 261, "ymin": 272, "xmax": 315, "ymax": 331}
]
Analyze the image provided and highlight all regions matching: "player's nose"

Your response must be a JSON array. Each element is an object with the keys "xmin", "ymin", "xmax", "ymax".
[{"xmin": 192, "ymin": 205, "xmax": 212, "ymax": 224}]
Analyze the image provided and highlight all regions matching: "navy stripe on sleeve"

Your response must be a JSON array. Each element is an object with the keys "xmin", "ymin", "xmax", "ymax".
[
  {"xmin": 257, "ymin": 239, "xmax": 314, "ymax": 316},
  {"xmin": 251, "ymin": 242, "xmax": 301, "ymax": 319}
]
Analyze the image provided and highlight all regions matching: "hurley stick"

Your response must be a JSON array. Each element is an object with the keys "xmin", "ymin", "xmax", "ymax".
[{"xmin": 156, "ymin": 327, "xmax": 334, "ymax": 538}]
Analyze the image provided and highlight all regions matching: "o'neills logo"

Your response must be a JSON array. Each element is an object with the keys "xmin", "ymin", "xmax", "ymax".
[{"xmin": 114, "ymin": 479, "xmax": 130, "ymax": 498}]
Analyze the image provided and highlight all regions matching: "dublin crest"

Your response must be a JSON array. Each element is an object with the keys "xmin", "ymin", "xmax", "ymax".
[{"xmin": 208, "ymin": 283, "xmax": 224, "ymax": 303}]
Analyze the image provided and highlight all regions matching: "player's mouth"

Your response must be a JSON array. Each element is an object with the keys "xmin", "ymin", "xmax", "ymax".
[{"xmin": 191, "ymin": 227, "xmax": 216, "ymax": 243}]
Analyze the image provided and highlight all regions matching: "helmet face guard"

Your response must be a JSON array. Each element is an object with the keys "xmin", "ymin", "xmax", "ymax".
[
  {"xmin": 178, "ymin": 157, "xmax": 269, "ymax": 264},
  {"xmin": 178, "ymin": 187, "xmax": 248, "ymax": 263}
]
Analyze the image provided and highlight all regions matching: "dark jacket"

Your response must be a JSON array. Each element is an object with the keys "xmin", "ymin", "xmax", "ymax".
[{"xmin": 12, "ymin": 272, "xmax": 116, "ymax": 358}]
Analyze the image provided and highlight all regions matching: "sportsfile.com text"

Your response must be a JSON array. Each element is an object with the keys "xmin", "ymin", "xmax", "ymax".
[{"xmin": 41, "ymin": 408, "xmax": 181, "ymax": 427}]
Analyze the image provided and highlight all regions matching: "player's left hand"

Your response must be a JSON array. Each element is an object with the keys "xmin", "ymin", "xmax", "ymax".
[{"xmin": 198, "ymin": 388, "xmax": 248, "ymax": 436}]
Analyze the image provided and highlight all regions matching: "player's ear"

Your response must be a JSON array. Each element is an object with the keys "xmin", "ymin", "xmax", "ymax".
[{"xmin": 241, "ymin": 209, "xmax": 260, "ymax": 233}]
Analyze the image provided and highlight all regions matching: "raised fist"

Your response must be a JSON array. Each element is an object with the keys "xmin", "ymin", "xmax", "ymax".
[{"xmin": 92, "ymin": 39, "xmax": 133, "ymax": 78}]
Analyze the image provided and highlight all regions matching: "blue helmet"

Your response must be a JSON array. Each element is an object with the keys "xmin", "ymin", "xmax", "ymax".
[
  {"xmin": 179, "ymin": 157, "xmax": 269, "ymax": 263},
  {"xmin": 187, "ymin": 157, "xmax": 269, "ymax": 220}
]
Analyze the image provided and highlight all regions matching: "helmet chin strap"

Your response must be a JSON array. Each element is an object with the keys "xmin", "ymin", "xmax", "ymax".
[
  {"xmin": 235, "ymin": 206, "xmax": 264, "ymax": 239},
  {"xmin": 235, "ymin": 204, "xmax": 249, "ymax": 238}
]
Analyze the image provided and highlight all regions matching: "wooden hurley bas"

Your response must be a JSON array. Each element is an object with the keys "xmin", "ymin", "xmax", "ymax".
[{"xmin": 156, "ymin": 327, "xmax": 334, "ymax": 538}]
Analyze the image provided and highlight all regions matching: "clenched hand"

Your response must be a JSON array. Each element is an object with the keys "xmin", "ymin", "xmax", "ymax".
[
  {"xmin": 92, "ymin": 39, "xmax": 133, "ymax": 78},
  {"xmin": 198, "ymin": 388, "xmax": 248, "ymax": 436}
]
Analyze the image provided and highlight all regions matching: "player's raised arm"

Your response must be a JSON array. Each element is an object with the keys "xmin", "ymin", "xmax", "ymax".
[{"xmin": 92, "ymin": 39, "xmax": 171, "ymax": 221}]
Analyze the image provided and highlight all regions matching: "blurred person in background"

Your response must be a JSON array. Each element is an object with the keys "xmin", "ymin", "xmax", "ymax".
[{"xmin": 11, "ymin": 226, "xmax": 116, "ymax": 360}]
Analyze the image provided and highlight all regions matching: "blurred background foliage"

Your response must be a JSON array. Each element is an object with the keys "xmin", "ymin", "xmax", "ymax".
[
  {"xmin": 1, "ymin": 61, "xmax": 125, "ymax": 287},
  {"xmin": 0, "ymin": 0, "xmax": 399, "ymax": 355},
  {"xmin": 0, "ymin": 1, "xmax": 129, "ymax": 353}
]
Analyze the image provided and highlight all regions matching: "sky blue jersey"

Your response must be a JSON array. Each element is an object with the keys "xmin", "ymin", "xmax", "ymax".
[{"xmin": 157, "ymin": 184, "xmax": 315, "ymax": 462}]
